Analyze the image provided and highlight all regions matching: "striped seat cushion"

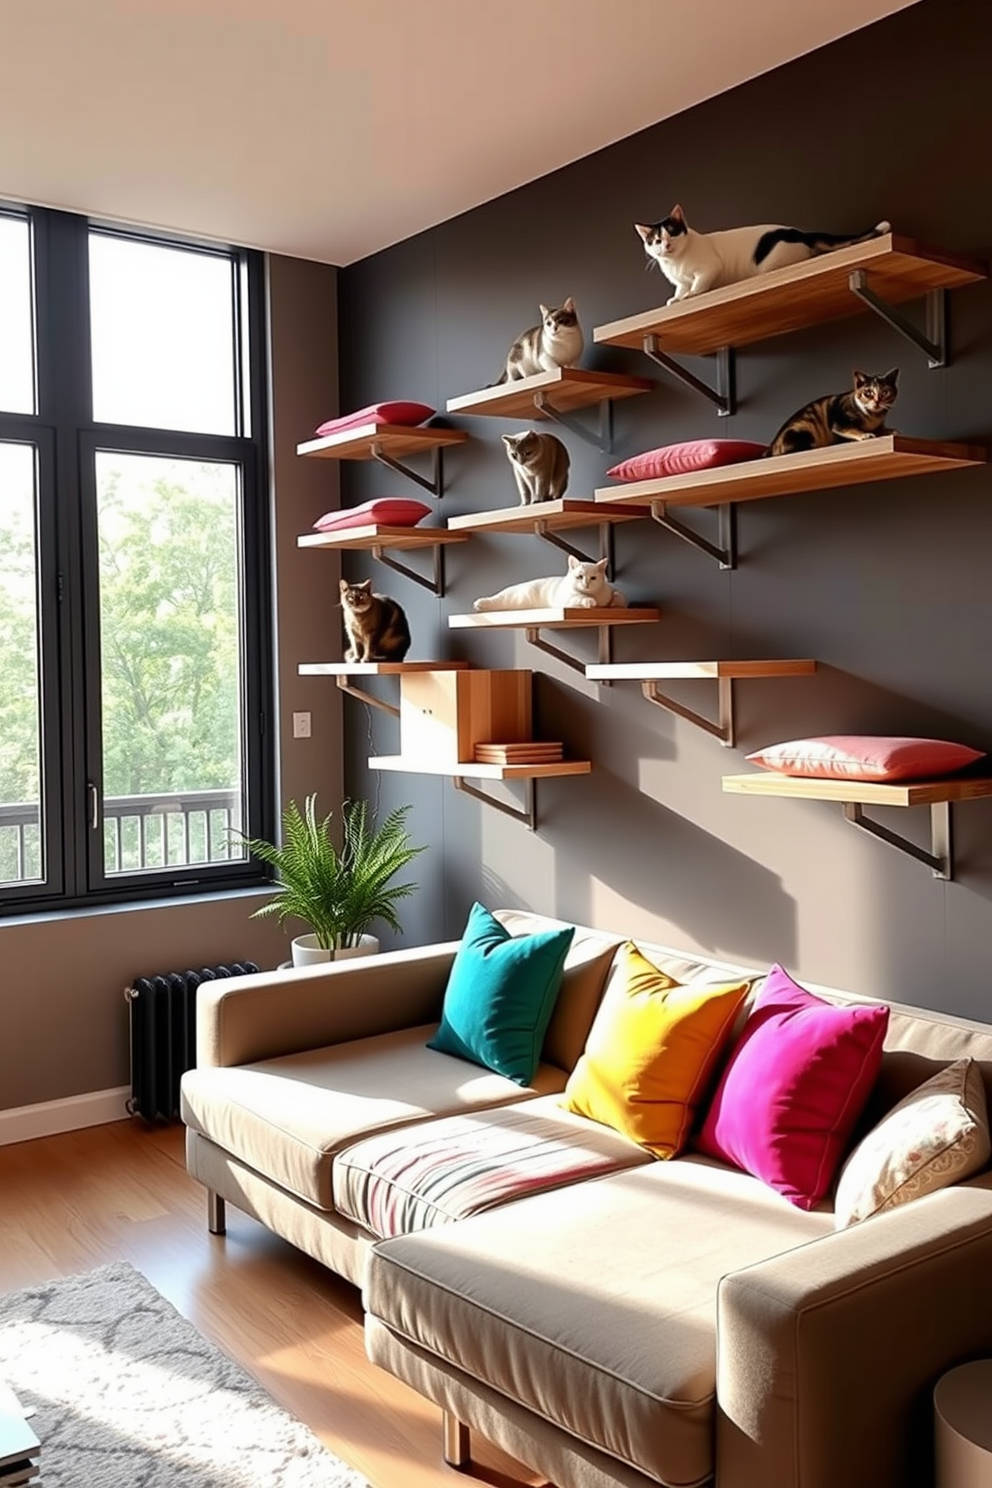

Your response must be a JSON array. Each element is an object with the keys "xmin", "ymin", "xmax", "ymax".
[{"xmin": 333, "ymin": 1094, "xmax": 653, "ymax": 1240}]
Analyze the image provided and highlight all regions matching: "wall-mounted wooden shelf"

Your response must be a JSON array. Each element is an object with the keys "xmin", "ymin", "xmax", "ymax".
[
  {"xmin": 296, "ymin": 423, "xmax": 469, "ymax": 497},
  {"xmin": 450, "ymin": 606, "xmax": 660, "ymax": 677},
  {"xmin": 298, "ymin": 659, "xmax": 471, "ymax": 716},
  {"xmin": 369, "ymin": 755, "xmax": 592, "ymax": 832},
  {"xmin": 447, "ymin": 498, "xmax": 643, "ymax": 567},
  {"xmin": 594, "ymin": 235, "xmax": 987, "ymax": 357},
  {"xmin": 585, "ymin": 659, "xmax": 816, "ymax": 746},
  {"xmin": 722, "ymin": 771, "xmax": 992, "ymax": 880},
  {"xmin": 445, "ymin": 367, "xmax": 652, "ymax": 451},
  {"xmin": 297, "ymin": 524, "xmax": 469, "ymax": 596}
]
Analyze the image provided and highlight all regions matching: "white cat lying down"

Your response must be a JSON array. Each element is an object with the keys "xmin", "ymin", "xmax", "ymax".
[{"xmin": 473, "ymin": 555, "xmax": 627, "ymax": 611}]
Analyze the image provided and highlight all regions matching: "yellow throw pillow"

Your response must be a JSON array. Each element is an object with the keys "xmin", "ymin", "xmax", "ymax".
[{"xmin": 561, "ymin": 942, "xmax": 751, "ymax": 1158}]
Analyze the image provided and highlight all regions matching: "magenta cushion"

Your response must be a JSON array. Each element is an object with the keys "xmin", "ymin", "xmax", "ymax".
[
  {"xmin": 314, "ymin": 401, "xmax": 435, "ymax": 437},
  {"xmin": 746, "ymin": 735, "xmax": 984, "ymax": 783},
  {"xmin": 313, "ymin": 498, "xmax": 432, "ymax": 533},
  {"xmin": 695, "ymin": 965, "xmax": 889, "ymax": 1209},
  {"xmin": 606, "ymin": 439, "xmax": 766, "ymax": 482}
]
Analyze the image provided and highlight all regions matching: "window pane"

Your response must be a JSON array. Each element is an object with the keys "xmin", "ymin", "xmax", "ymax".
[
  {"xmin": 89, "ymin": 235, "xmax": 238, "ymax": 435},
  {"xmin": 95, "ymin": 452, "xmax": 248, "ymax": 876},
  {"xmin": 0, "ymin": 216, "xmax": 35, "ymax": 415},
  {"xmin": 0, "ymin": 443, "xmax": 43, "ymax": 885}
]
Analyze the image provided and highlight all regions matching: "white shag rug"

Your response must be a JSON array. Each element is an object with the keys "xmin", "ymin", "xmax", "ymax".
[{"xmin": 0, "ymin": 1261, "xmax": 372, "ymax": 1487}]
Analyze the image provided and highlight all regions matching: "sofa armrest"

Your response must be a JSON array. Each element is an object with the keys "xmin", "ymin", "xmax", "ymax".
[
  {"xmin": 196, "ymin": 941, "xmax": 460, "ymax": 1067},
  {"xmin": 716, "ymin": 1176, "xmax": 992, "ymax": 1488}
]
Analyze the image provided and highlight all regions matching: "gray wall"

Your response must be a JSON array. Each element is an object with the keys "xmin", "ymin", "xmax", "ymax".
[
  {"xmin": 0, "ymin": 254, "xmax": 341, "ymax": 1112},
  {"xmin": 337, "ymin": 0, "xmax": 992, "ymax": 1019}
]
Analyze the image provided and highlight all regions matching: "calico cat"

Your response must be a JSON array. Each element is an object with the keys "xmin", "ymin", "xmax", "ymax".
[
  {"xmin": 495, "ymin": 298, "xmax": 583, "ymax": 383},
  {"xmin": 765, "ymin": 368, "xmax": 899, "ymax": 458},
  {"xmin": 502, "ymin": 430, "xmax": 570, "ymax": 505},
  {"xmin": 339, "ymin": 579, "xmax": 411, "ymax": 662},
  {"xmin": 474, "ymin": 555, "xmax": 627, "ymax": 611},
  {"xmin": 634, "ymin": 206, "xmax": 891, "ymax": 302}
]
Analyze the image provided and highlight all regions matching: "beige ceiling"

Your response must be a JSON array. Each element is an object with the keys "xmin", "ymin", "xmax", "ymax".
[{"xmin": 0, "ymin": 0, "xmax": 916, "ymax": 266}]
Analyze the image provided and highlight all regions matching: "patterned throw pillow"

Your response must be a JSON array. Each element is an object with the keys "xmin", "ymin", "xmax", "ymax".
[{"xmin": 834, "ymin": 1058, "xmax": 991, "ymax": 1227}]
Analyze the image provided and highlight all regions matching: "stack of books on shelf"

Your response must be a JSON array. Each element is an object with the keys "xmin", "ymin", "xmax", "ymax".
[{"xmin": 474, "ymin": 741, "xmax": 564, "ymax": 765}]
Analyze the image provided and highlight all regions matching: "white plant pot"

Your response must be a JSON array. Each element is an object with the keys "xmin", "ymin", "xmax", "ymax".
[{"xmin": 290, "ymin": 932, "xmax": 380, "ymax": 967}]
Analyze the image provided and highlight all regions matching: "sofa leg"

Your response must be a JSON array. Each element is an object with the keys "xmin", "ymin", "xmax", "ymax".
[
  {"xmin": 442, "ymin": 1410, "xmax": 470, "ymax": 1469},
  {"xmin": 207, "ymin": 1191, "xmax": 226, "ymax": 1236}
]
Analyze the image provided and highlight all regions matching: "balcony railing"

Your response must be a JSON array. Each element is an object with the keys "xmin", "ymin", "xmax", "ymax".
[{"xmin": 0, "ymin": 788, "xmax": 244, "ymax": 884}]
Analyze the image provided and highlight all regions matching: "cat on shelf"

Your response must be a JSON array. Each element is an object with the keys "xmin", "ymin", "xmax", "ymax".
[
  {"xmin": 765, "ymin": 368, "xmax": 899, "ymax": 458},
  {"xmin": 494, "ymin": 298, "xmax": 583, "ymax": 383},
  {"xmin": 474, "ymin": 555, "xmax": 627, "ymax": 612},
  {"xmin": 634, "ymin": 206, "xmax": 891, "ymax": 302},
  {"xmin": 339, "ymin": 579, "xmax": 411, "ymax": 662},
  {"xmin": 502, "ymin": 430, "xmax": 570, "ymax": 505}
]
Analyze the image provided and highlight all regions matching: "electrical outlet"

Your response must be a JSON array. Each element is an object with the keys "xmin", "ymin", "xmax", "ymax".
[{"xmin": 292, "ymin": 711, "xmax": 312, "ymax": 739}]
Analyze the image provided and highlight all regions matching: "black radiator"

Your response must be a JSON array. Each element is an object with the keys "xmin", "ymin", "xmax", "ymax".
[{"xmin": 125, "ymin": 962, "xmax": 259, "ymax": 1122}]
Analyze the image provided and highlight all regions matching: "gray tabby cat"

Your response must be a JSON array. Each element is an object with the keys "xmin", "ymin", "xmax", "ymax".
[
  {"xmin": 495, "ymin": 298, "xmax": 583, "ymax": 383},
  {"xmin": 502, "ymin": 431, "xmax": 570, "ymax": 505},
  {"xmin": 339, "ymin": 579, "xmax": 411, "ymax": 662}
]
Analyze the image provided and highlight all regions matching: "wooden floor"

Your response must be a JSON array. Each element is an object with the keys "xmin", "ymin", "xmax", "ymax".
[{"xmin": 0, "ymin": 1119, "xmax": 547, "ymax": 1488}]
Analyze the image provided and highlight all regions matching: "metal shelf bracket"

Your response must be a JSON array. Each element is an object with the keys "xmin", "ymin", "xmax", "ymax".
[
  {"xmin": 371, "ymin": 542, "xmax": 446, "ymax": 597},
  {"xmin": 842, "ymin": 800, "xmax": 952, "ymax": 880},
  {"xmin": 526, "ymin": 624, "xmax": 614, "ymax": 680},
  {"xmin": 533, "ymin": 391, "xmax": 615, "ymax": 452},
  {"xmin": 642, "ymin": 335, "xmax": 736, "ymax": 416},
  {"xmin": 847, "ymin": 271, "xmax": 947, "ymax": 368},
  {"xmin": 371, "ymin": 441, "xmax": 445, "ymax": 496},
  {"xmin": 650, "ymin": 500, "xmax": 737, "ymax": 570},
  {"xmin": 534, "ymin": 519, "xmax": 616, "ymax": 574},
  {"xmin": 334, "ymin": 674, "xmax": 400, "ymax": 717},
  {"xmin": 641, "ymin": 676, "xmax": 735, "ymax": 746},
  {"xmin": 453, "ymin": 775, "xmax": 537, "ymax": 832}
]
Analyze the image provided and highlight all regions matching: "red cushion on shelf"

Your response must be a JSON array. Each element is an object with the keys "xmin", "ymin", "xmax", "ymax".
[
  {"xmin": 606, "ymin": 439, "xmax": 767, "ymax": 482},
  {"xmin": 745, "ymin": 735, "xmax": 985, "ymax": 783},
  {"xmin": 314, "ymin": 402, "xmax": 435, "ymax": 437},
  {"xmin": 313, "ymin": 498, "xmax": 433, "ymax": 533}
]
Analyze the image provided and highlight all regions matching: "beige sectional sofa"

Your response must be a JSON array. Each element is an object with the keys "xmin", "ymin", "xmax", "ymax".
[{"xmin": 180, "ymin": 912, "xmax": 992, "ymax": 1488}]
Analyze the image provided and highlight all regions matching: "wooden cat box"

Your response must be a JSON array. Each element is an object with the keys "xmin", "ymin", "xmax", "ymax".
[{"xmin": 398, "ymin": 669, "xmax": 532, "ymax": 765}]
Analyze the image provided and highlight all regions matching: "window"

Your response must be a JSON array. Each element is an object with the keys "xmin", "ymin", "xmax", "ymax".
[{"xmin": 0, "ymin": 205, "xmax": 272, "ymax": 912}]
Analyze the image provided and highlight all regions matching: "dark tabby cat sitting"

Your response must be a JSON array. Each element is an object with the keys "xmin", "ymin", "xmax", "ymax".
[
  {"xmin": 765, "ymin": 369, "xmax": 899, "ymax": 458},
  {"xmin": 339, "ymin": 579, "xmax": 411, "ymax": 662},
  {"xmin": 495, "ymin": 298, "xmax": 583, "ymax": 383}
]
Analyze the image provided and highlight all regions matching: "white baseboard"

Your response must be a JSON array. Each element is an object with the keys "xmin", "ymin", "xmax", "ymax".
[{"xmin": 0, "ymin": 1087, "xmax": 132, "ymax": 1147}]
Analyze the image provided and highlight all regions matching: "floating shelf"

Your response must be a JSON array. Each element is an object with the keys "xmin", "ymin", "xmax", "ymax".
[
  {"xmin": 447, "ymin": 498, "xmax": 642, "ymax": 567},
  {"xmin": 593, "ymin": 235, "xmax": 987, "ymax": 358},
  {"xmin": 450, "ymin": 606, "xmax": 660, "ymax": 676},
  {"xmin": 369, "ymin": 755, "xmax": 591, "ymax": 832},
  {"xmin": 584, "ymin": 659, "xmax": 816, "ymax": 747},
  {"xmin": 445, "ymin": 368, "xmax": 652, "ymax": 451},
  {"xmin": 298, "ymin": 659, "xmax": 471, "ymax": 716},
  {"xmin": 296, "ymin": 423, "xmax": 469, "ymax": 497},
  {"xmin": 722, "ymin": 771, "xmax": 992, "ymax": 880},
  {"xmin": 297, "ymin": 524, "xmax": 469, "ymax": 596}
]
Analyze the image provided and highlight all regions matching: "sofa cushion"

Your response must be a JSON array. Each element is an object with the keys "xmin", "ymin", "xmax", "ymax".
[
  {"xmin": 561, "ymin": 942, "xmax": 751, "ymax": 1158},
  {"xmin": 334, "ymin": 1093, "xmax": 652, "ymax": 1239},
  {"xmin": 366, "ymin": 1156, "xmax": 829, "ymax": 1487},
  {"xmin": 428, "ymin": 903, "xmax": 574, "ymax": 1085},
  {"xmin": 180, "ymin": 1024, "xmax": 566, "ymax": 1211}
]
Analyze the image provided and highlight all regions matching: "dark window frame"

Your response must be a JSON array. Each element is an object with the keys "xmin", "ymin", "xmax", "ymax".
[{"xmin": 0, "ymin": 203, "xmax": 274, "ymax": 914}]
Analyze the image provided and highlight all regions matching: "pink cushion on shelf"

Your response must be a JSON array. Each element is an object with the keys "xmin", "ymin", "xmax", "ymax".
[
  {"xmin": 695, "ymin": 965, "xmax": 889, "ymax": 1210},
  {"xmin": 746, "ymin": 735, "xmax": 984, "ymax": 783},
  {"xmin": 606, "ymin": 439, "xmax": 767, "ymax": 482},
  {"xmin": 314, "ymin": 401, "xmax": 435, "ymax": 437},
  {"xmin": 313, "ymin": 498, "xmax": 433, "ymax": 533}
]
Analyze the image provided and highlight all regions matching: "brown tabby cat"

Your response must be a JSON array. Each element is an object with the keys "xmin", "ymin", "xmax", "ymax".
[
  {"xmin": 765, "ymin": 368, "xmax": 899, "ymax": 458},
  {"xmin": 339, "ymin": 579, "xmax": 411, "ymax": 662}
]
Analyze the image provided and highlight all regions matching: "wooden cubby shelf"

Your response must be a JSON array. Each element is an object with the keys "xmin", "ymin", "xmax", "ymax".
[
  {"xmin": 450, "ymin": 606, "xmax": 661, "ymax": 677},
  {"xmin": 298, "ymin": 659, "xmax": 470, "ymax": 716},
  {"xmin": 594, "ymin": 234, "xmax": 987, "ymax": 358},
  {"xmin": 298, "ymin": 524, "xmax": 469, "ymax": 597},
  {"xmin": 296, "ymin": 423, "xmax": 468, "ymax": 498},
  {"xmin": 722, "ymin": 771, "xmax": 992, "ymax": 881},
  {"xmin": 584, "ymin": 659, "xmax": 816, "ymax": 747},
  {"xmin": 447, "ymin": 498, "xmax": 642, "ymax": 567},
  {"xmin": 445, "ymin": 367, "xmax": 652, "ymax": 451}
]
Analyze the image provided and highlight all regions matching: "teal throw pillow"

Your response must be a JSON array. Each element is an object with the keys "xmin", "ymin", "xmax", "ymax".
[{"xmin": 427, "ymin": 903, "xmax": 575, "ymax": 1086}]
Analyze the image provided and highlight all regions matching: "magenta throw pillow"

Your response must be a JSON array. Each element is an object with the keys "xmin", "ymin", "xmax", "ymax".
[
  {"xmin": 314, "ymin": 401, "xmax": 435, "ymax": 437},
  {"xmin": 606, "ymin": 439, "xmax": 767, "ymax": 483},
  {"xmin": 313, "ymin": 498, "xmax": 432, "ymax": 533},
  {"xmin": 746, "ymin": 735, "xmax": 984, "ymax": 783},
  {"xmin": 695, "ymin": 965, "xmax": 889, "ymax": 1210}
]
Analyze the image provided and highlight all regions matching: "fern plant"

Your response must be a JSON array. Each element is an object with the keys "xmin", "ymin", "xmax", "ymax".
[{"xmin": 240, "ymin": 795, "xmax": 426, "ymax": 950}]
